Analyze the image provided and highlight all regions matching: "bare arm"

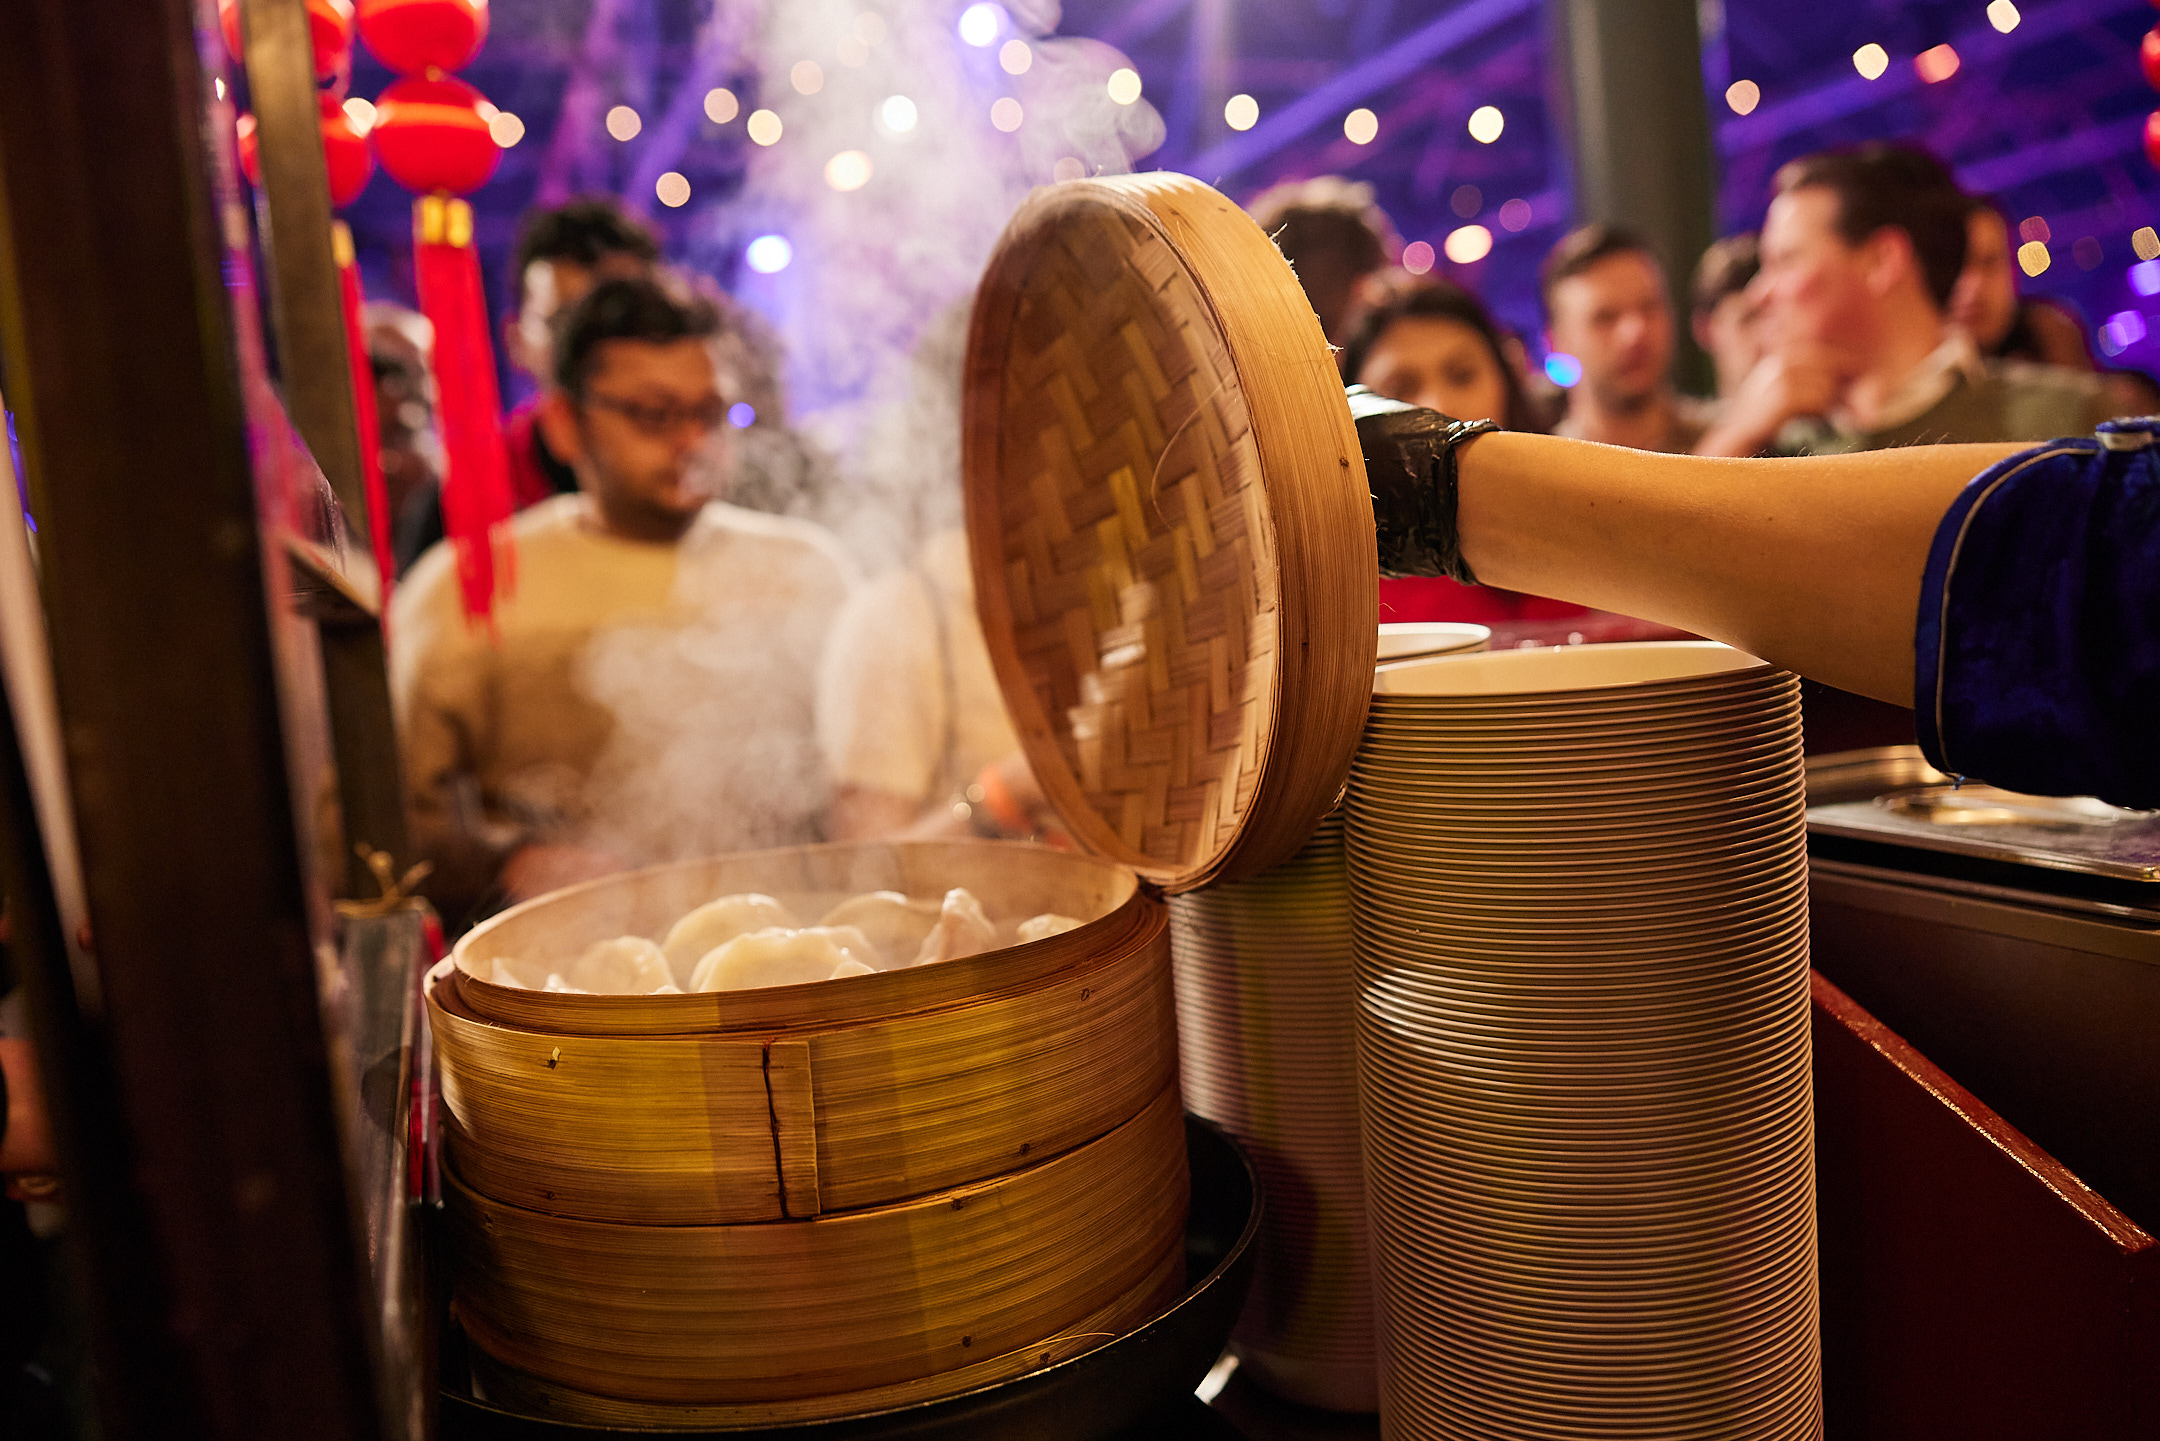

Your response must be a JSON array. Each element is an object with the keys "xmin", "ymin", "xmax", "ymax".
[{"xmin": 1453, "ymin": 435, "xmax": 2023, "ymax": 706}]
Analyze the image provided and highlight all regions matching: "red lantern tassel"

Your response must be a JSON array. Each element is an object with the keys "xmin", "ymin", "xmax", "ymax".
[
  {"xmin": 333, "ymin": 221, "xmax": 396, "ymax": 612},
  {"xmin": 412, "ymin": 195, "xmax": 514, "ymax": 628}
]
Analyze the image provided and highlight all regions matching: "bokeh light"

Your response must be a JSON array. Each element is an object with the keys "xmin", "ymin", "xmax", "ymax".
[
  {"xmin": 2017, "ymin": 241, "xmax": 2050, "ymax": 277},
  {"xmin": 2135, "ymin": 227, "xmax": 2160, "ymax": 262},
  {"xmin": 1545, "ymin": 353, "xmax": 1583, "ymax": 387},
  {"xmin": 488, "ymin": 111, "xmax": 525, "ymax": 147},
  {"xmin": 606, "ymin": 105, "xmax": 642, "ymax": 141},
  {"xmin": 728, "ymin": 402, "xmax": 757, "ymax": 429},
  {"xmin": 958, "ymin": 3, "xmax": 1004, "ymax": 46},
  {"xmin": 655, "ymin": 172, "xmax": 691, "ymax": 208},
  {"xmin": 1467, "ymin": 105, "xmax": 1504, "ymax": 143},
  {"xmin": 1000, "ymin": 39, "xmax": 1032, "ymax": 75},
  {"xmin": 1107, "ymin": 68, "xmax": 1142, "ymax": 105},
  {"xmin": 1344, "ymin": 108, "xmax": 1378, "ymax": 145},
  {"xmin": 1987, "ymin": 1, "xmax": 2020, "ymax": 34},
  {"xmin": 704, "ymin": 88, "xmax": 739, "ymax": 124},
  {"xmin": 837, "ymin": 33, "xmax": 868, "ymax": 67},
  {"xmin": 1053, "ymin": 156, "xmax": 1086, "ymax": 182},
  {"xmin": 343, "ymin": 96, "xmax": 377, "ymax": 134},
  {"xmin": 1914, "ymin": 44, "xmax": 1959, "ymax": 84},
  {"xmin": 1852, "ymin": 44, "xmax": 1888, "ymax": 81},
  {"xmin": 747, "ymin": 109, "xmax": 783, "ymax": 145},
  {"xmin": 1444, "ymin": 224, "xmax": 1493, "ymax": 264},
  {"xmin": 1224, "ymin": 94, "xmax": 1259, "ymax": 131},
  {"xmin": 2019, "ymin": 216, "xmax": 2050, "ymax": 244},
  {"xmin": 2131, "ymin": 258, "xmax": 2160, "ymax": 295},
  {"xmin": 792, "ymin": 60, "xmax": 825, "ymax": 95},
  {"xmin": 1498, "ymin": 197, "xmax": 1533, "ymax": 232},
  {"xmin": 1451, "ymin": 184, "xmax": 1482, "ymax": 219},
  {"xmin": 746, "ymin": 234, "xmax": 793, "ymax": 274},
  {"xmin": 879, "ymin": 94, "xmax": 918, "ymax": 133},
  {"xmin": 1725, "ymin": 80, "xmax": 1759, "ymax": 116},
  {"xmin": 1402, "ymin": 241, "xmax": 1435, "ymax": 275},
  {"xmin": 856, "ymin": 11, "xmax": 887, "ymax": 43},
  {"xmin": 2074, "ymin": 236, "xmax": 2104, "ymax": 270},
  {"xmin": 824, "ymin": 149, "xmax": 873, "ymax": 191},
  {"xmin": 2100, "ymin": 311, "xmax": 2147, "ymax": 356},
  {"xmin": 990, "ymin": 97, "xmax": 1024, "ymax": 132}
]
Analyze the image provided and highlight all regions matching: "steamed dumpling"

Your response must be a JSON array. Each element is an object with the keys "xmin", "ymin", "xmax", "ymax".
[
  {"xmin": 543, "ymin": 973, "xmax": 590, "ymax": 994},
  {"xmin": 1017, "ymin": 913, "xmax": 1082, "ymax": 944},
  {"xmin": 567, "ymin": 936, "xmax": 674, "ymax": 994},
  {"xmin": 690, "ymin": 926, "xmax": 882, "ymax": 992},
  {"xmin": 912, "ymin": 888, "xmax": 998, "ymax": 966},
  {"xmin": 829, "ymin": 958, "xmax": 876, "ymax": 980},
  {"xmin": 488, "ymin": 958, "xmax": 533, "ymax": 989},
  {"xmin": 662, "ymin": 894, "xmax": 798, "ymax": 985},
  {"xmin": 820, "ymin": 892, "xmax": 939, "ymax": 966}
]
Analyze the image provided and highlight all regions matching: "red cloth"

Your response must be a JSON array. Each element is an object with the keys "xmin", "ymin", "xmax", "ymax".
[
  {"xmin": 502, "ymin": 399, "xmax": 560, "ymax": 510},
  {"xmin": 1379, "ymin": 577, "xmax": 1696, "ymax": 653},
  {"xmin": 1378, "ymin": 576, "xmax": 1597, "ymax": 626}
]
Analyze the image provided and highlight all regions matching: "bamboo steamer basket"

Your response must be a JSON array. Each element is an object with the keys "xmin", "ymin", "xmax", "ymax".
[
  {"xmin": 448, "ymin": 1084, "xmax": 1188, "ymax": 1414},
  {"xmin": 436, "ymin": 841, "xmax": 1187, "ymax": 1412},
  {"xmin": 435, "ymin": 842, "xmax": 1175, "ymax": 1223}
]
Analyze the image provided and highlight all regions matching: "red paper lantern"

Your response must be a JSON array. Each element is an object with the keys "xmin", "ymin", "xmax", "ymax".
[
  {"xmin": 219, "ymin": 0, "xmax": 356, "ymax": 81},
  {"xmin": 233, "ymin": 98, "xmax": 375, "ymax": 207},
  {"xmin": 320, "ymin": 93, "xmax": 375, "ymax": 206},
  {"xmin": 370, "ymin": 76, "xmax": 500, "ymax": 196},
  {"xmin": 2146, "ymin": 110, "xmax": 2160, "ymax": 171},
  {"xmin": 235, "ymin": 113, "xmax": 261, "ymax": 186},
  {"xmin": 2144, "ymin": 27, "xmax": 2160, "ymax": 92},
  {"xmin": 356, "ymin": 0, "xmax": 488, "ymax": 76}
]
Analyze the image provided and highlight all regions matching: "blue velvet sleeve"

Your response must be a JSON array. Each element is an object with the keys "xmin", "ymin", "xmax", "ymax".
[{"xmin": 1914, "ymin": 419, "xmax": 2160, "ymax": 810}]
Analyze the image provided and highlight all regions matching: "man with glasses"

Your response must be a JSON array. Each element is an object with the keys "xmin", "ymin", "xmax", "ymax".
[{"xmin": 391, "ymin": 277, "xmax": 854, "ymax": 928}]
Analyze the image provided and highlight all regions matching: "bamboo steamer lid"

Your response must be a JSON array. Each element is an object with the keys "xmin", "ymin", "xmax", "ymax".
[{"xmin": 964, "ymin": 173, "xmax": 1378, "ymax": 893}]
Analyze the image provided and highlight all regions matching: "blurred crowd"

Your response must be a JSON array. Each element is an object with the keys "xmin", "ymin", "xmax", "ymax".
[{"xmin": 1261, "ymin": 141, "xmax": 2154, "ymax": 629}]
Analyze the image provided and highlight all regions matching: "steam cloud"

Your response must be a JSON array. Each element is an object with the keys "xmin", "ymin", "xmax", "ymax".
[
  {"xmin": 702, "ymin": 0, "xmax": 1164, "ymax": 563},
  {"xmin": 549, "ymin": 1, "xmax": 1164, "ymax": 870}
]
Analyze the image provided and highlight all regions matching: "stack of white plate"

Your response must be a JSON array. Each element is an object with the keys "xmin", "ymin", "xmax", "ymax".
[
  {"xmin": 1346, "ymin": 642, "xmax": 1819, "ymax": 1440},
  {"xmin": 1169, "ymin": 623, "xmax": 1488, "ymax": 1413}
]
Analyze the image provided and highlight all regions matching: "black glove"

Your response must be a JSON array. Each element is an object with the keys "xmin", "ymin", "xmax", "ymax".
[{"xmin": 1348, "ymin": 386, "xmax": 1498, "ymax": 585}]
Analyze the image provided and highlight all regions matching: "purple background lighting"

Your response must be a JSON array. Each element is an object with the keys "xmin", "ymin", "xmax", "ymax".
[{"xmin": 328, "ymin": 0, "xmax": 2160, "ymax": 402}]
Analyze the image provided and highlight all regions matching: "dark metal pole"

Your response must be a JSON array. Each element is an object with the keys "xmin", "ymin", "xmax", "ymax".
[
  {"xmin": 238, "ymin": 0, "xmax": 369, "ymax": 544},
  {"xmin": 239, "ymin": 0, "xmax": 411, "ymax": 898},
  {"xmin": 1546, "ymin": 0, "xmax": 1720, "ymax": 393},
  {"xmin": 0, "ymin": 0, "xmax": 384, "ymax": 1435}
]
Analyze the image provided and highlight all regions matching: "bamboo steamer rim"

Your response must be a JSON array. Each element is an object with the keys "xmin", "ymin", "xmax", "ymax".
[
  {"xmin": 447, "ymin": 838, "xmax": 1150, "ymax": 1035},
  {"xmin": 963, "ymin": 173, "xmax": 1377, "ymax": 895}
]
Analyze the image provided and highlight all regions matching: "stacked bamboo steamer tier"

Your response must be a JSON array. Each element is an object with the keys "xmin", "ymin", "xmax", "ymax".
[
  {"xmin": 433, "ymin": 842, "xmax": 1189, "ymax": 1424},
  {"xmin": 1168, "ymin": 622, "xmax": 1488, "ymax": 1413},
  {"xmin": 1346, "ymin": 643, "xmax": 1819, "ymax": 1440}
]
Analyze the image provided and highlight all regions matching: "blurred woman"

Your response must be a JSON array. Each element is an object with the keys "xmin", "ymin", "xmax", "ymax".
[
  {"xmin": 1339, "ymin": 274, "xmax": 1542, "ymax": 432},
  {"xmin": 1339, "ymin": 276, "xmax": 1605, "ymax": 632}
]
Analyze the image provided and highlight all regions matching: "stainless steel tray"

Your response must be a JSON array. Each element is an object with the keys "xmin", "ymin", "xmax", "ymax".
[{"xmin": 1806, "ymin": 750, "xmax": 2160, "ymax": 884}]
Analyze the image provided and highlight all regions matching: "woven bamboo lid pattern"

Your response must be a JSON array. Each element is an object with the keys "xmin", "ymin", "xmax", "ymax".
[{"xmin": 964, "ymin": 174, "xmax": 1378, "ymax": 893}]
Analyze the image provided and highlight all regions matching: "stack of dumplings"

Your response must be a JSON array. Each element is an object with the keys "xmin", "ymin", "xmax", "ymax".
[{"xmin": 485, "ymin": 887, "xmax": 1089, "ymax": 996}]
